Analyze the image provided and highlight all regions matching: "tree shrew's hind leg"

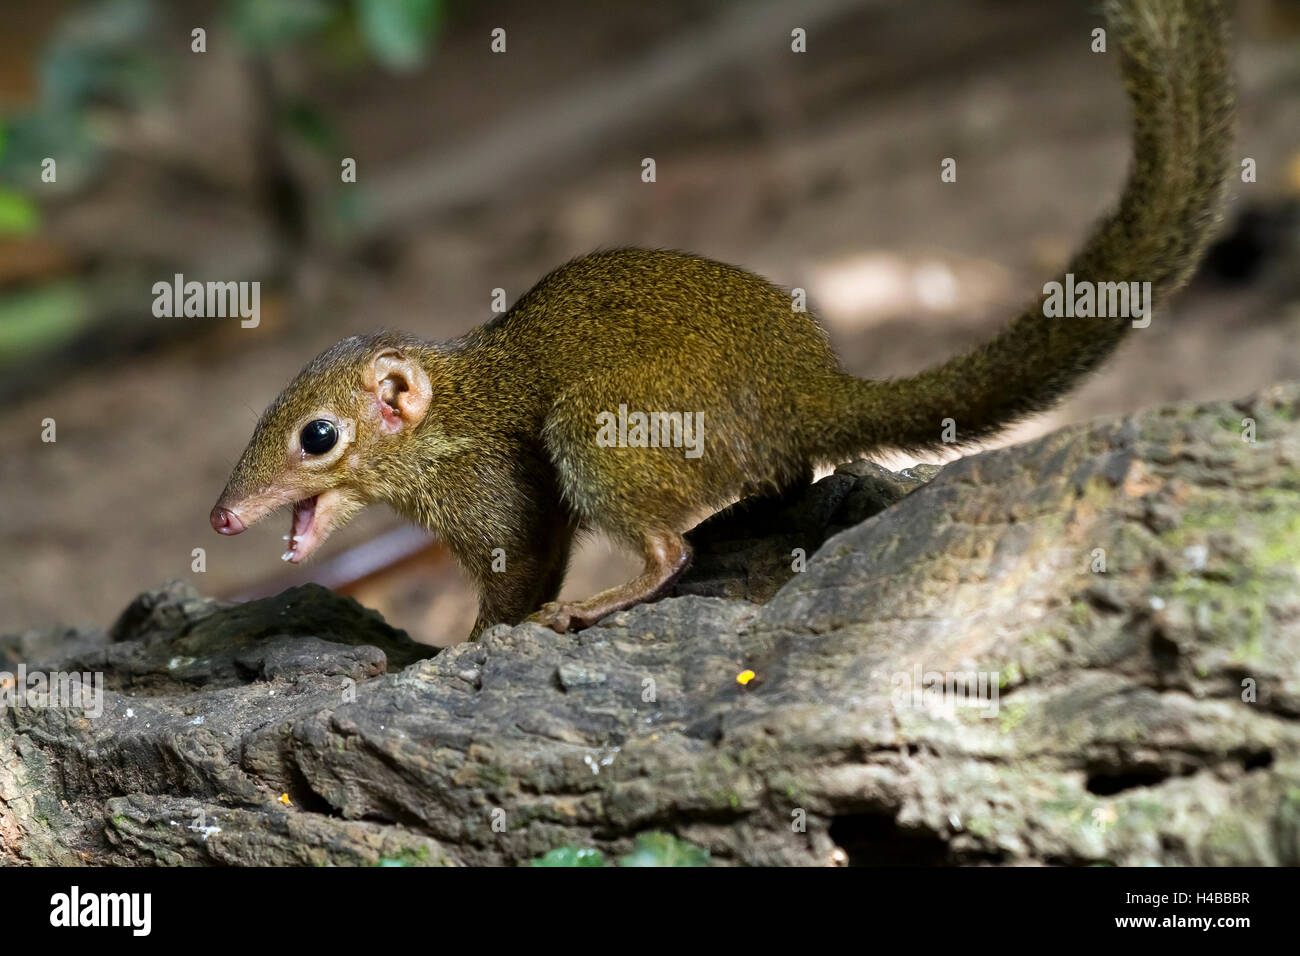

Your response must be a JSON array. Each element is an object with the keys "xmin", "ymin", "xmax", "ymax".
[{"xmin": 527, "ymin": 530, "xmax": 692, "ymax": 633}]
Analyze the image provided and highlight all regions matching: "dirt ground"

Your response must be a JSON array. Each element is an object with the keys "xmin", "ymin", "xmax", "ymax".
[{"xmin": 2, "ymin": 0, "xmax": 1297, "ymax": 644}]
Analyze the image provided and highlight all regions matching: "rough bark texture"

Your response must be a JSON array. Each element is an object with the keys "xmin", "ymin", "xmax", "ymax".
[{"xmin": 2, "ymin": 385, "xmax": 1298, "ymax": 866}]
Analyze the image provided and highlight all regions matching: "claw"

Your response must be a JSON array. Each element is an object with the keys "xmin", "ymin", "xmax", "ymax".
[{"xmin": 526, "ymin": 602, "xmax": 574, "ymax": 633}]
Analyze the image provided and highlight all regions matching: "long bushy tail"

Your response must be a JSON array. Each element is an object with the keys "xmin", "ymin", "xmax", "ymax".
[{"xmin": 816, "ymin": 0, "xmax": 1233, "ymax": 458}]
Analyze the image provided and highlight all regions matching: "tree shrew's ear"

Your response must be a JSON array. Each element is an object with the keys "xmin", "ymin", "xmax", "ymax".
[{"xmin": 365, "ymin": 348, "xmax": 431, "ymax": 432}]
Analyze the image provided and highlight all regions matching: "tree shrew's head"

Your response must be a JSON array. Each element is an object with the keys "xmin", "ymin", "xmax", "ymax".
[{"xmin": 209, "ymin": 331, "xmax": 432, "ymax": 564}]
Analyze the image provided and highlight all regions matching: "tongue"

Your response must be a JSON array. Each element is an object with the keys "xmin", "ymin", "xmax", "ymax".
[
  {"xmin": 292, "ymin": 497, "xmax": 317, "ymax": 539},
  {"xmin": 283, "ymin": 496, "xmax": 318, "ymax": 561}
]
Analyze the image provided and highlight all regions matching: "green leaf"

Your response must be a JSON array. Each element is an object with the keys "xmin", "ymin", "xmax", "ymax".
[
  {"xmin": 40, "ymin": 0, "xmax": 162, "ymax": 108},
  {"xmin": 528, "ymin": 846, "xmax": 607, "ymax": 867},
  {"xmin": 230, "ymin": 0, "xmax": 335, "ymax": 50},
  {"xmin": 0, "ymin": 189, "xmax": 40, "ymax": 235},
  {"xmin": 0, "ymin": 281, "xmax": 90, "ymax": 360},
  {"xmin": 0, "ymin": 109, "xmax": 103, "ymax": 193},
  {"xmin": 330, "ymin": 187, "xmax": 367, "ymax": 234},
  {"xmin": 281, "ymin": 100, "xmax": 341, "ymax": 153},
  {"xmin": 618, "ymin": 832, "xmax": 710, "ymax": 868},
  {"xmin": 354, "ymin": 0, "xmax": 442, "ymax": 71}
]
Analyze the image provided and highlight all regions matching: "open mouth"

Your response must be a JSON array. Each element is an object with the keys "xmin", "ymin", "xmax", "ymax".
[
  {"xmin": 212, "ymin": 487, "xmax": 354, "ymax": 563},
  {"xmin": 283, "ymin": 495, "xmax": 320, "ymax": 563}
]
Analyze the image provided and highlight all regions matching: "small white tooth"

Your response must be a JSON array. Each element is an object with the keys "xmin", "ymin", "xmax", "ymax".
[
  {"xmin": 282, "ymin": 535, "xmax": 291, "ymax": 541},
  {"xmin": 281, "ymin": 551, "xmax": 294, "ymax": 561},
  {"xmin": 292, "ymin": 535, "xmax": 302, "ymax": 542}
]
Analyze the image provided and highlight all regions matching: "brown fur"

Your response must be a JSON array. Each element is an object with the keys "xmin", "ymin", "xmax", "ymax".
[{"xmin": 214, "ymin": 0, "xmax": 1233, "ymax": 640}]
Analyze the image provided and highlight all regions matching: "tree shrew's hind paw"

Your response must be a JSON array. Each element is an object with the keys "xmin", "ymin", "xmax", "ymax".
[{"xmin": 526, "ymin": 601, "xmax": 606, "ymax": 633}]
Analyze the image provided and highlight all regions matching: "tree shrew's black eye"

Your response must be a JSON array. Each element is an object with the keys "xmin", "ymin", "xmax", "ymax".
[{"xmin": 300, "ymin": 419, "xmax": 338, "ymax": 455}]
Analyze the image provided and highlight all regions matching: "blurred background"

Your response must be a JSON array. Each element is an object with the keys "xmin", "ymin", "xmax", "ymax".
[{"xmin": 0, "ymin": 0, "xmax": 1297, "ymax": 645}]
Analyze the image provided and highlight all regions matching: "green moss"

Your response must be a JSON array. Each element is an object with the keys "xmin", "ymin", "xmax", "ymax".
[
  {"xmin": 998, "ymin": 702, "xmax": 1028, "ymax": 734},
  {"xmin": 529, "ymin": 846, "xmax": 608, "ymax": 867},
  {"xmin": 1156, "ymin": 489, "xmax": 1300, "ymax": 654},
  {"xmin": 1067, "ymin": 600, "xmax": 1092, "ymax": 628},
  {"xmin": 1257, "ymin": 510, "xmax": 1300, "ymax": 566},
  {"xmin": 477, "ymin": 763, "xmax": 510, "ymax": 789},
  {"xmin": 1030, "ymin": 623, "xmax": 1079, "ymax": 649},
  {"xmin": 619, "ymin": 831, "xmax": 709, "ymax": 867},
  {"xmin": 1129, "ymin": 800, "xmax": 1167, "ymax": 821},
  {"xmin": 1039, "ymin": 797, "xmax": 1083, "ymax": 815},
  {"xmin": 1167, "ymin": 490, "xmax": 1300, "ymax": 548},
  {"xmin": 526, "ymin": 832, "xmax": 710, "ymax": 867},
  {"xmin": 375, "ymin": 844, "xmax": 432, "ymax": 867},
  {"xmin": 1202, "ymin": 816, "xmax": 1255, "ymax": 863},
  {"xmin": 772, "ymin": 774, "xmax": 808, "ymax": 807}
]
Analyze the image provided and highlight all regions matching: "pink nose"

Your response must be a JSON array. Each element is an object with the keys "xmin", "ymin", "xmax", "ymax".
[{"xmin": 210, "ymin": 506, "xmax": 245, "ymax": 534}]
